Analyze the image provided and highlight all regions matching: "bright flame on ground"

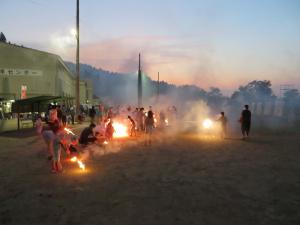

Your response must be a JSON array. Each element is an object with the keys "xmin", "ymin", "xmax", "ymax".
[
  {"xmin": 64, "ymin": 127, "xmax": 75, "ymax": 135},
  {"xmin": 113, "ymin": 122, "xmax": 129, "ymax": 138},
  {"xmin": 77, "ymin": 160, "xmax": 85, "ymax": 170},
  {"xmin": 203, "ymin": 119, "xmax": 213, "ymax": 129},
  {"xmin": 104, "ymin": 141, "xmax": 109, "ymax": 145},
  {"xmin": 165, "ymin": 119, "xmax": 169, "ymax": 125},
  {"xmin": 70, "ymin": 156, "xmax": 85, "ymax": 170},
  {"xmin": 70, "ymin": 156, "xmax": 77, "ymax": 162}
]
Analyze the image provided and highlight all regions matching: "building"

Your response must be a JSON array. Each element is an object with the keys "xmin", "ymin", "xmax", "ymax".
[
  {"xmin": 0, "ymin": 41, "xmax": 92, "ymax": 102},
  {"xmin": 0, "ymin": 41, "xmax": 93, "ymax": 131}
]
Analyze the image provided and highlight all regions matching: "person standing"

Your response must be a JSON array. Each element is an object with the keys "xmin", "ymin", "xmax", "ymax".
[
  {"xmin": 48, "ymin": 105, "xmax": 57, "ymax": 124},
  {"xmin": 70, "ymin": 105, "xmax": 75, "ymax": 125},
  {"xmin": 89, "ymin": 106, "xmax": 96, "ymax": 123},
  {"xmin": 239, "ymin": 105, "xmax": 251, "ymax": 139},
  {"xmin": 216, "ymin": 112, "xmax": 227, "ymax": 139},
  {"xmin": 145, "ymin": 109, "xmax": 155, "ymax": 145},
  {"xmin": 57, "ymin": 105, "xmax": 63, "ymax": 125}
]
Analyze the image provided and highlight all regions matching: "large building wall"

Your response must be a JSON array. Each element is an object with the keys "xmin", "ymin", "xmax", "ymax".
[
  {"xmin": 55, "ymin": 60, "xmax": 75, "ymax": 98},
  {"xmin": 0, "ymin": 43, "xmax": 56, "ymax": 99},
  {"xmin": 0, "ymin": 42, "xmax": 92, "ymax": 104}
]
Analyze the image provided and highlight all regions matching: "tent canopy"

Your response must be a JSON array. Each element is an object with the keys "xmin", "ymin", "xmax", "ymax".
[{"xmin": 12, "ymin": 95, "xmax": 74, "ymax": 113}]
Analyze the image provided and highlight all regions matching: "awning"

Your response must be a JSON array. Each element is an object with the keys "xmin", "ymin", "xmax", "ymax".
[{"xmin": 12, "ymin": 95, "xmax": 74, "ymax": 113}]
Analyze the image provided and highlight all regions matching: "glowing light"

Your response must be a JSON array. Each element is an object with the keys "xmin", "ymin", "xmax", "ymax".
[
  {"xmin": 70, "ymin": 28, "xmax": 77, "ymax": 37},
  {"xmin": 70, "ymin": 156, "xmax": 77, "ymax": 162},
  {"xmin": 165, "ymin": 119, "xmax": 169, "ymax": 125},
  {"xmin": 77, "ymin": 160, "xmax": 85, "ymax": 170},
  {"xmin": 104, "ymin": 141, "xmax": 109, "ymax": 145},
  {"xmin": 64, "ymin": 127, "xmax": 75, "ymax": 135},
  {"xmin": 70, "ymin": 156, "xmax": 85, "ymax": 170},
  {"xmin": 203, "ymin": 119, "xmax": 213, "ymax": 129},
  {"xmin": 154, "ymin": 118, "xmax": 157, "ymax": 123},
  {"xmin": 113, "ymin": 122, "xmax": 129, "ymax": 138}
]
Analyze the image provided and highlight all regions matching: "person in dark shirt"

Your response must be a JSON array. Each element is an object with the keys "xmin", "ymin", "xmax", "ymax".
[
  {"xmin": 79, "ymin": 123, "xmax": 97, "ymax": 145},
  {"xmin": 89, "ymin": 106, "xmax": 96, "ymax": 123},
  {"xmin": 239, "ymin": 105, "xmax": 251, "ymax": 139},
  {"xmin": 57, "ymin": 105, "xmax": 63, "ymax": 121}
]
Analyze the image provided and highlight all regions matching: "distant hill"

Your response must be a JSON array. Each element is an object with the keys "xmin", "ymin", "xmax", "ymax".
[{"xmin": 65, "ymin": 62, "xmax": 208, "ymax": 105}]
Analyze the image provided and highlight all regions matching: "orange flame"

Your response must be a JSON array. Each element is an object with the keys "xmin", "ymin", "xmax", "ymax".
[
  {"xmin": 77, "ymin": 160, "xmax": 85, "ymax": 170},
  {"xmin": 113, "ymin": 122, "xmax": 128, "ymax": 138},
  {"xmin": 70, "ymin": 156, "xmax": 77, "ymax": 162},
  {"xmin": 64, "ymin": 127, "xmax": 75, "ymax": 135},
  {"xmin": 70, "ymin": 156, "xmax": 85, "ymax": 170}
]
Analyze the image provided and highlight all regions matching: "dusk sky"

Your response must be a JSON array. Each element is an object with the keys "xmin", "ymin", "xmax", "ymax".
[{"xmin": 1, "ymin": 0, "xmax": 300, "ymax": 94}]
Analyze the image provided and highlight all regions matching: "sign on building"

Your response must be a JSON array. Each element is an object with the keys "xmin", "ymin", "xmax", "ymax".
[
  {"xmin": 21, "ymin": 85, "xmax": 27, "ymax": 99},
  {"xmin": 0, "ymin": 68, "xmax": 43, "ymax": 76}
]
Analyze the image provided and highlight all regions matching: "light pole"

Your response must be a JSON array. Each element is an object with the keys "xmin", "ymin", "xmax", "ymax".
[
  {"xmin": 75, "ymin": 0, "xmax": 80, "ymax": 117},
  {"xmin": 138, "ymin": 53, "xmax": 142, "ymax": 107}
]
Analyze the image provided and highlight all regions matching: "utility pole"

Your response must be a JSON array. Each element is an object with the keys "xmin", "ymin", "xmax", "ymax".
[
  {"xmin": 76, "ymin": 0, "xmax": 80, "ymax": 116},
  {"xmin": 138, "ymin": 53, "xmax": 142, "ymax": 107},
  {"xmin": 157, "ymin": 72, "xmax": 160, "ymax": 102}
]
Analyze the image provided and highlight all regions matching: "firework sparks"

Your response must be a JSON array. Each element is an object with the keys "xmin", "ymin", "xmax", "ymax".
[
  {"xmin": 64, "ymin": 127, "xmax": 75, "ymax": 135},
  {"xmin": 69, "ymin": 156, "xmax": 85, "ymax": 170},
  {"xmin": 113, "ymin": 122, "xmax": 129, "ymax": 138}
]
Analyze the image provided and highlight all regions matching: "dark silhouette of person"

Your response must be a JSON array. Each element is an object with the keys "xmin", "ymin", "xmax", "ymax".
[
  {"xmin": 89, "ymin": 106, "xmax": 96, "ymax": 123},
  {"xmin": 79, "ymin": 123, "xmax": 97, "ymax": 145},
  {"xmin": 240, "ymin": 105, "xmax": 251, "ymax": 139}
]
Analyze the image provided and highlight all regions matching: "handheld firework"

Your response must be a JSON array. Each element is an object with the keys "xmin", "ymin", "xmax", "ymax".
[
  {"xmin": 70, "ymin": 156, "xmax": 86, "ymax": 170},
  {"xmin": 64, "ymin": 127, "xmax": 75, "ymax": 135}
]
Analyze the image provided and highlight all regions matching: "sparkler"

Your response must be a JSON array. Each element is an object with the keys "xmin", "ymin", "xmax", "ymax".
[
  {"xmin": 165, "ymin": 119, "xmax": 169, "ymax": 126},
  {"xmin": 70, "ymin": 156, "xmax": 77, "ymax": 162},
  {"xmin": 64, "ymin": 127, "xmax": 75, "ymax": 135},
  {"xmin": 69, "ymin": 156, "xmax": 85, "ymax": 170},
  {"xmin": 77, "ymin": 160, "xmax": 85, "ymax": 170},
  {"xmin": 103, "ymin": 141, "xmax": 109, "ymax": 145}
]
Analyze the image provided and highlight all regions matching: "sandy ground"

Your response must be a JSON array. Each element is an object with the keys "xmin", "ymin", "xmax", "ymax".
[{"xmin": 0, "ymin": 125, "xmax": 300, "ymax": 225}]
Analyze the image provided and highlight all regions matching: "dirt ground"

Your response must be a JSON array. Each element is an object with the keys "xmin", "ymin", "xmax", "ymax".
[{"xmin": 0, "ymin": 126, "xmax": 300, "ymax": 225}]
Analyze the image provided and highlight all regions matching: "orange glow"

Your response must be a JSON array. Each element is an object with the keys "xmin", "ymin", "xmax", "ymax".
[
  {"xmin": 64, "ymin": 127, "xmax": 75, "ymax": 135},
  {"xmin": 113, "ymin": 122, "xmax": 129, "ymax": 138},
  {"xmin": 104, "ymin": 141, "xmax": 109, "ymax": 145},
  {"xmin": 70, "ymin": 156, "xmax": 77, "ymax": 162},
  {"xmin": 77, "ymin": 160, "xmax": 85, "ymax": 170},
  {"xmin": 203, "ymin": 119, "xmax": 213, "ymax": 129},
  {"xmin": 70, "ymin": 156, "xmax": 85, "ymax": 170}
]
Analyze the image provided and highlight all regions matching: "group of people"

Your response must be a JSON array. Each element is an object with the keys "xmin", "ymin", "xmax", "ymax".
[
  {"xmin": 216, "ymin": 104, "xmax": 252, "ymax": 140},
  {"xmin": 81, "ymin": 105, "xmax": 158, "ymax": 146},
  {"xmin": 36, "ymin": 118, "xmax": 79, "ymax": 173},
  {"xmin": 47, "ymin": 104, "xmax": 76, "ymax": 125},
  {"xmin": 36, "ymin": 103, "xmax": 252, "ymax": 173}
]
